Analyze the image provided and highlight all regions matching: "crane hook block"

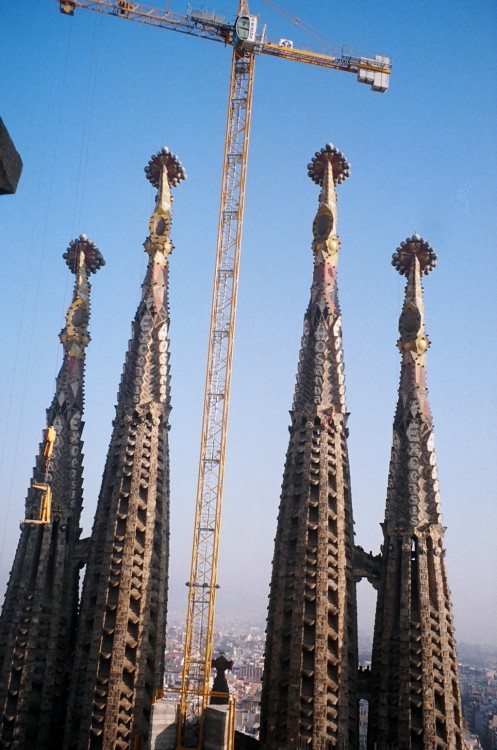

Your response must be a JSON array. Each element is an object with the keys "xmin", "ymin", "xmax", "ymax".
[{"xmin": 59, "ymin": 1, "xmax": 76, "ymax": 15}]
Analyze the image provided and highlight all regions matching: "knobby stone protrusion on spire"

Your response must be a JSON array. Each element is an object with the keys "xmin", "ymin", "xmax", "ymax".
[
  {"xmin": 63, "ymin": 148, "xmax": 184, "ymax": 750},
  {"xmin": 261, "ymin": 144, "xmax": 358, "ymax": 750},
  {"xmin": 368, "ymin": 236, "xmax": 464, "ymax": 750},
  {"xmin": 0, "ymin": 236, "xmax": 104, "ymax": 750}
]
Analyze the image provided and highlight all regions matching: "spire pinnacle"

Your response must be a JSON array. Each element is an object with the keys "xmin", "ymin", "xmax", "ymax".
[
  {"xmin": 392, "ymin": 234, "xmax": 437, "ymax": 364},
  {"xmin": 60, "ymin": 234, "xmax": 104, "ymax": 359},
  {"xmin": 144, "ymin": 146, "xmax": 186, "ymax": 262},
  {"xmin": 307, "ymin": 143, "xmax": 350, "ymax": 266},
  {"xmin": 141, "ymin": 146, "xmax": 186, "ymax": 323},
  {"xmin": 291, "ymin": 143, "xmax": 350, "ymax": 416}
]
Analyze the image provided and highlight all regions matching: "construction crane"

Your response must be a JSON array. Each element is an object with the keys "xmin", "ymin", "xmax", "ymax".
[{"xmin": 58, "ymin": 1, "xmax": 391, "ymax": 747}]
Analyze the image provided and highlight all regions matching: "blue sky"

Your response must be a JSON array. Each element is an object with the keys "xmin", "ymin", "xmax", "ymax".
[{"xmin": 1, "ymin": 1, "xmax": 496, "ymax": 647}]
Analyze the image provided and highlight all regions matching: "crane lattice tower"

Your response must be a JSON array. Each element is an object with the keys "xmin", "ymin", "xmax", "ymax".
[
  {"xmin": 368, "ymin": 236, "xmax": 464, "ymax": 749},
  {"xmin": 63, "ymin": 148, "xmax": 184, "ymax": 750},
  {"xmin": 0, "ymin": 236, "xmax": 104, "ymax": 749},
  {"xmin": 260, "ymin": 144, "xmax": 358, "ymax": 749}
]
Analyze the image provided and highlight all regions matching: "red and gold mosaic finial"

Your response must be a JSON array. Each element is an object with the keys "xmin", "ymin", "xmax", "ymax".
[
  {"xmin": 391, "ymin": 233, "xmax": 437, "ymax": 276},
  {"xmin": 308, "ymin": 143, "xmax": 350, "ymax": 267},
  {"xmin": 307, "ymin": 143, "xmax": 350, "ymax": 186},
  {"xmin": 144, "ymin": 147, "xmax": 186, "ymax": 261},
  {"xmin": 63, "ymin": 233, "xmax": 105, "ymax": 275},
  {"xmin": 60, "ymin": 234, "xmax": 104, "ymax": 363},
  {"xmin": 394, "ymin": 233, "xmax": 435, "ymax": 371},
  {"xmin": 145, "ymin": 146, "xmax": 186, "ymax": 189}
]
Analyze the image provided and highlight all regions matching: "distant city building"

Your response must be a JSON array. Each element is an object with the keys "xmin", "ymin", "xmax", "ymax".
[{"xmin": 235, "ymin": 665, "xmax": 263, "ymax": 683}]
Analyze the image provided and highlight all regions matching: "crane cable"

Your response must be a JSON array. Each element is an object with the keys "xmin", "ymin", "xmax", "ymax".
[
  {"xmin": 71, "ymin": 11, "xmax": 101, "ymax": 236},
  {"xmin": 259, "ymin": 0, "xmax": 359, "ymax": 57},
  {"xmin": 0, "ymin": 14, "xmax": 75, "ymax": 572},
  {"xmin": 0, "ymin": 11, "xmax": 99, "ymax": 576}
]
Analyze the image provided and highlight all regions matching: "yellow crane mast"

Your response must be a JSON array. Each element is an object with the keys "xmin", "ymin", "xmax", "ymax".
[{"xmin": 59, "ymin": 2, "xmax": 391, "ymax": 748}]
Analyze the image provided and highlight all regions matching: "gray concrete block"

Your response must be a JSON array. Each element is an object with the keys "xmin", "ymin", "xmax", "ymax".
[
  {"xmin": 0, "ymin": 118, "xmax": 22, "ymax": 194},
  {"xmin": 149, "ymin": 700, "xmax": 178, "ymax": 750}
]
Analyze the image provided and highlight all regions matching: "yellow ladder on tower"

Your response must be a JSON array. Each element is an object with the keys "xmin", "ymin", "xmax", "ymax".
[{"xmin": 23, "ymin": 426, "xmax": 56, "ymax": 524}]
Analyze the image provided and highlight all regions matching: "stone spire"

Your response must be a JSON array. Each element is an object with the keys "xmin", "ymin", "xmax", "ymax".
[
  {"xmin": 260, "ymin": 144, "xmax": 358, "ymax": 749},
  {"xmin": 0, "ymin": 236, "xmax": 104, "ymax": 749},
  {"xmin": 368, "ymin": 236, "xmax": 463, "ymax": 749},
  {"xmin": 63, "ymin": 147, "xmax": 185, "ymax": 750}
]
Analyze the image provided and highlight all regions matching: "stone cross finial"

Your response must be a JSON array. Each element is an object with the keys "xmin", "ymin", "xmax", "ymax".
[{"xmin": 210, "ymin": 654, "xmax": 233, "ymax": 705}]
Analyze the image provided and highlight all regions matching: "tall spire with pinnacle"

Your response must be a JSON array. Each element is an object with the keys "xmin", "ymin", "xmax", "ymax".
[
  {"xmin": 368, "ymin": 236, "xmax": 463, "ymax": 750},
  {"xmin": 260, "ymin": 144, "xmax": 358, "ymax": 749},
  {"xmin": 64, "ymin": 148, "xmax": 185, "ymax": 750},
  {"xmin": 0, "ymin": 236, "xmax": 104, "ymax": 749}
]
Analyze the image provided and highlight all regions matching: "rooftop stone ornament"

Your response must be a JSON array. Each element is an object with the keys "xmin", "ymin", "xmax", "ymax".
[
  {"xmin": 144, "ymin": 146, "xmax": 186, "ymax": 261},
  {"xmin": 307, "ymin": 143, "xmax": 350, "ymax": 267}
]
